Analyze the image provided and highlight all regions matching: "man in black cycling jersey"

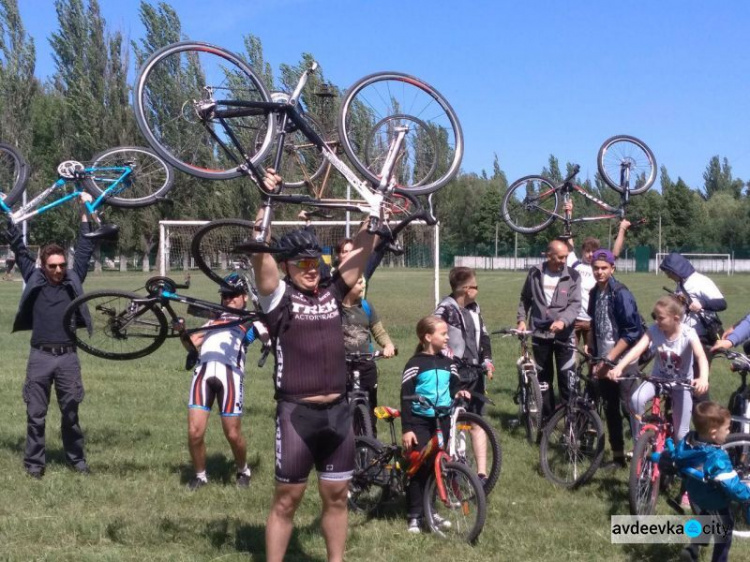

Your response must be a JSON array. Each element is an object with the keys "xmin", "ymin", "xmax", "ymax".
[{"xmin": 251, "ymin": 171, "xmax": 379, "ymax": 562}]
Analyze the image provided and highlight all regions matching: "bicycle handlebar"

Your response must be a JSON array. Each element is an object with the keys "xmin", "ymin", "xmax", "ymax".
[
  {"xmin": 714, "ymin": 349, "xmax": 750, "ymax": 373},
  {"xmin": 345, "ymin": 349, "xmax": 398, "ymax": 362},
  {"xmin": 492, "ymin": 328, "xmax": 533, "ymax": 337},
  {"xmin": 563, "ymin": 164, "xmax": 580, "ymax": 184},
  {"xmin": 403, "ymin": 391, "xmax": 494, "ymax": 415}
]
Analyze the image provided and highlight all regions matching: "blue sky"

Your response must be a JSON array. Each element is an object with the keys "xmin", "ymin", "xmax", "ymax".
[{"xmin": 18, "ymin": 0, "xmax": 750, "ymax": 192}]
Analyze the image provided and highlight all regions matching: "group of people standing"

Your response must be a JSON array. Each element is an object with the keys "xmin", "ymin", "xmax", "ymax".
[{"xmin": 5, "ymin": 171, "xmax": 750, "ymax": 561}]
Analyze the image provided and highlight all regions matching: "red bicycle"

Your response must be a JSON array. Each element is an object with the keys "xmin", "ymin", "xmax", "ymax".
[
  {"xmin": 348, "ymin": 394, "xmax": 487, "ymax": 543},
  {"xmin": 629, "ymin": 376, "xmax": 694, "ymax": 515}
]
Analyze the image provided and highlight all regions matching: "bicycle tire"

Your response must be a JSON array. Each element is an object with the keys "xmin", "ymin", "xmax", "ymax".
[
  {"xmin": 349, "ymin": 435, "xmax": 389, "ymax": 514},
  {"xmin": 0, "ymin": 142, "xmax": 31, "ymax": 207},
  {"xmin": 522, "ymin": 372, "xmax": 543, "ymax": 445},
  {"xmin": 133, "ymin": 41, "xmax": 275, "ymax": 180},
  {"xmin": 597, "ymin": 134, "xmax": 656, "ymax": 195},
  {"xmin": 63, "ymin": 289, "xmax": 168, "ymax": 360},
  {"xmin": 255, "ymin": 95, "xmax": 328, "ymax": 189},
  {"xmin": 423, "ymin": 460, "xmax": 486, "ymax": 544},
  {"xmin": 83, "ymin": 146, "xmax": 174, "ymax": 208},
  {"xmin": 501, "ymin": 175, "xmax": 560, "ymax": 234},
  {"xmin": 363, "ymin": 114, "xmax": 439, "ymax": 189},
  {"xmin": 454, "ymin": 412, "xmax": 502, "ymax": 496},
  {"xmin": 539, "ymin": 406, "xmax": 605, "ymax": 489},
  {"xmin": 190, "ymin": 219, "xmax": 256, "ymax": 289},
  {"xmin": 628, "ymin": 429, "xmax": 660, "ymax": 515},
  {"xmin": 352, "ymin": 402, "xmax": 375, "ymax": 440},
  {"xmin": 338, "ymin": 71, "xmax": 463, "ymax": 195},
  {"xmin": 720, "ymin": 434, "xmax": 750, "ymax": 538}
]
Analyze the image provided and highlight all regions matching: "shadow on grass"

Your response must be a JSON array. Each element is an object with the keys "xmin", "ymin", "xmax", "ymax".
[
  {"xmin": 234, "ymin": 520, "xmax": 326, "ymax": 562},
  {"xmin": 595, "ymin": 472, "xmax": 630, "ymax": 515}
]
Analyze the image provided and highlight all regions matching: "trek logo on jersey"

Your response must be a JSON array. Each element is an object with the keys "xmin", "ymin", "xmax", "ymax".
[{"xmin": 290, "ymin": 299, "xmax": 339, "ymax": 320}]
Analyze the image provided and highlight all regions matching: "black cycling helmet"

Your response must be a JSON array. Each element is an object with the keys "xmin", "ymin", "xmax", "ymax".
[
  {"xmin": 219, "ymin": 272, "xmax": 249, "ymax": 295},
  {"xmin": 275, "ymin": 228, "xmax": 323, "ymax": 261}
]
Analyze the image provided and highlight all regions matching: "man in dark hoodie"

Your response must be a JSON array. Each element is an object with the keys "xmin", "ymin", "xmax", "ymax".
[
  {"xmin": 660, "ymin": 252, "xmax": 727, "ymax": 404},
  {"xmin": 4, "ymin": 193, "xmax": 96, "ymax": 479},
  {"xmin": 517, "ymin": 239, "xmax": 581, "ymax": 419}
]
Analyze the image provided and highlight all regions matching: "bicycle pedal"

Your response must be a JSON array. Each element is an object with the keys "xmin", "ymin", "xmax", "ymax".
[{"xmin": 507, "ymin": 418, "xmax": 521, "ymax": 429}]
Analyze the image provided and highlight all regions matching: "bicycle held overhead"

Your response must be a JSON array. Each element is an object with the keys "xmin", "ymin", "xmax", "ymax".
[{"xmin": 501, "ymin": 135, "xmax": 656, "ymax": 236}]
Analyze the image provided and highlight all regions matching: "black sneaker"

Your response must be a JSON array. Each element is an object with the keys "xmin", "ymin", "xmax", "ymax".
[
  {"xmin": 187, "ymin": 477, "xmax": 207, "ymax": 491},
  {"xmin": 601, "ymin": 458, "xmax": 627, "ymax": 470},
  {"xmin": 236, "ymin": 470, "xmax": 252, "ymax": 488},
  {"xmin": 26, "ymin": 468, "xmax": 44, "ymax": 480},
  {"xmin": 73, "ymin": 463, "xmax": 91, "ymax": 475}
]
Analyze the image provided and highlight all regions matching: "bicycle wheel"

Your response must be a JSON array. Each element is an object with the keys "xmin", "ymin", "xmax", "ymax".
[
  {"xmin": 83, "ymin": 146, "xmax": 174, "ymax": 208},
  {"xmin": 352, "ymin": 402, "xmax": 375, "ymax": 440},
  {"xmin": 255, "ymin": 94, "xmax": 328, "ymax": 189},
  {"xmin": 134, "ymin": 41, "xmax": 275, "ymax": 180},
  {"xmin": 363, "ymin": 114, "xmax": 439, "ymax": 190},
  {"xmin": 0, "ymin": 142, "xmax": 30, "ymax": 207},
  {"xmin": 522, "ymin": 372, "xmax": 543, "ymax": 445},
  {"xmin": 190, "ymin": 219, "xmax": 256, "ymax": 289},
  {"xmin": 539, "ymin": 406, "xmax": 605, "ymax": 489},
  {"xmin": 63, "ymin": 290, "xmax": 168, "ymax": 360},
  {"xmin": 338, "ymin": 72, "xmax": 463, "ymax": 195},
  {"xmin": 454, "ymin": 412, "xmax": 502, "ymax": 496},
  {"xmin": 628, "ymin": 429, "xmax": 660, "ymax": 515},
  {"xmin": 423, "ymin": 460, "xmax": 486, "ymax": 544},
  {"xmin": 720, "ymin": 434, "xmax": 750, "ymax": 538},
  {"xmin": 597, "ymin": 134, "xmax": 656, "ymax": 195},
  {"xmin": 349, "ymin": 436, "xmax": 389, "ymax": 514},
  {"xmin": 501, "ymin": 175, "xmax": 559, "ymax": 234}
]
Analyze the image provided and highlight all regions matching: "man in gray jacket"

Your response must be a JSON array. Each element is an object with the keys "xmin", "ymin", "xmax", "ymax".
[
  {"xmin": 517, "ymin": 239, "xmax": 581, "ymax": 419},
  {"xmin": 5, "ymin": 193, "xmax": 95, "ymax": 479}
]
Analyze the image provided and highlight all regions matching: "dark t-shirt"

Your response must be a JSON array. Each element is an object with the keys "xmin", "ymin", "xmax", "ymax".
[
  {"xmin": 341, "ymin": 300, "xmax": 379, "ymax": 355},
  {"xmin": 259, "ymin": 275, "xmax": 351, "ymax": 400},
  {"xmin": 31, "ymin": 283, "xmax": 74, "ymax": 346}
]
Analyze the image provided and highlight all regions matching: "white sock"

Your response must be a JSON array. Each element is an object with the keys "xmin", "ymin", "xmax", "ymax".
[
  {"xmin": 238, "ymin": 465, "xmax": 251, "ymax": 476},
  {"xmin": 195, "ymin": 470, "xmax": 208, "ymax": 481}
]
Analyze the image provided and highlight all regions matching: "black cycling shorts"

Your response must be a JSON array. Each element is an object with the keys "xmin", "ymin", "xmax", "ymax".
[{"xmin": 275, "ymin": 398, "xmax": 354, "ymax": 484}]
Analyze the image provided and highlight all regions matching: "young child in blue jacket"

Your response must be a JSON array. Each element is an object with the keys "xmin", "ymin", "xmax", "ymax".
[{"xmin": 672, "ymin": 401, "xmax": 750, "ymax": 561}]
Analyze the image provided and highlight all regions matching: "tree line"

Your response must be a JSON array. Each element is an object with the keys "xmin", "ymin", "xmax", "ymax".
[{"xmin": 0, "ymin": 0, "xmax": 748, "ymax": 270}]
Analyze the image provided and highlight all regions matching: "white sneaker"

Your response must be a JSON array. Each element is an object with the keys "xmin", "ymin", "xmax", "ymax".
[
  {"xmin": 407, "ymin": 518, "xmax": 421, "ymax": 534},
  {"xmin": 432, "ymin": 514, "xmax": 452, "ymax": 531}
]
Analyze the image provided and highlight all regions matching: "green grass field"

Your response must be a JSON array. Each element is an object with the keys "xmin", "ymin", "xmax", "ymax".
[{"xmin": 1, "ymin": 269, "xmax": 749, "ymax": 561}]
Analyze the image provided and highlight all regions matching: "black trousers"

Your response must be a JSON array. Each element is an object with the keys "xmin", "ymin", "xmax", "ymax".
[
  {"xmin": 532, "ymin": 335, "xmax": 576, "ymax": 420},
  {"xmin": 22, "ymin": 348, "xmax": 86, "ymax": 471},
  {"xmin": 405, "ymin": 415, "xmax": 450, "ymax": 520},
  {"xmin": 597, "ymin": 377, "xmax": 636, "ymax": 454}
]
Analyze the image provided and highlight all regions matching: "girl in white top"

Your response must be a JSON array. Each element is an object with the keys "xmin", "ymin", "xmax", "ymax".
[{"xmin": 608, "ymin": 295, "xmax": 709, "ymax": 440}]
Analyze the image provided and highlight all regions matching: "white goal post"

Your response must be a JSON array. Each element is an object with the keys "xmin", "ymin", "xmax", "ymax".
[
  {"xmin": 654, "ymin": 252, "xmax": 733, "ymax": 276},
  {"xmin": 159, "ymin": 220, "xmax": 441, "ymax": 306}
]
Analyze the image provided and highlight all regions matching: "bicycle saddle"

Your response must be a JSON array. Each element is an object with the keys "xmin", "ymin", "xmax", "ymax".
[
  {"xmin": 83, "ymin": 223, "xmax": 120, "ymax": 240},
  {"xmin": 374, "ymin": 406, "xmax": 400, "ymax": 420}
]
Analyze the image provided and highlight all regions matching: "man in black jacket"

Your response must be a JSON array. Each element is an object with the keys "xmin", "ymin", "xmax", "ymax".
[{"xmin": 5, "ymin": 193, "xmax": 96, "ymax": 479}]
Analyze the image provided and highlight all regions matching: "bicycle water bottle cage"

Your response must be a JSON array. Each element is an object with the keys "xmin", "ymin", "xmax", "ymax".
[{"xmin": 57, "ymin": 160, "xmax": 84, "ymax": 179}]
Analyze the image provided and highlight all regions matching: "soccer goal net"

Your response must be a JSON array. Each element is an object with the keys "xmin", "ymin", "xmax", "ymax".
[
  {"xmin": 654, "ymin": 253, "xmax": 733, "ymax": 276},
  {"xmin": 159, "ymin": 220, "xmax": 441, "ymax": 305}
]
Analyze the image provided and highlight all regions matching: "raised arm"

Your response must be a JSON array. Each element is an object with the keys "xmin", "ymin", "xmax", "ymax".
[
  {"xmin": 249, "ymin": 171, "xmax": 283, "ymax": 297},
  {"xmin": 612, "ymin": 219, "xmax": 630, "ymax": 259},
  {"xmin": 337, "ymin": 221, "xmax": 379, "ymax": 290}
]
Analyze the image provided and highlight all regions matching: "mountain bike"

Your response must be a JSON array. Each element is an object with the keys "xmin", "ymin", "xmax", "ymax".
[
  {"xmin": 133, "ymin": 41, "xmax": 462, "ymax": 241},
  {"xmin": 501, "ymin": 134, "xmax": 656, "ymax": 236},
  {"xmin": 492, "ymin": 328, "xmax": 543, "ymax": 444},
  {"xmin": 349, "ymin": 394, "xmax": 486, "ymax": 543},
  {"xmin": 712, "ymin": 350, "xmax": 750, "ymax": 434},
  {"xmin": 62, "ymin": 275, "xmax": 260, "ymax": 361},
  {"xmin": 629, "ymin": 376, "xmax": 694, "ymax": 515},
  {"xmin": 0, "ymin": 146, "xmax": 173, "ymax": 237},
  {"xmin": 346, "ymin": 350, "xmax": 396, "ymax": 439},
  {"xmin": 538, "ymin": 344, "xmax": 607, "ymax": 488},
  {"xmin": 188, "ymin": 190, "xmax": 436, "ymax": 292}
]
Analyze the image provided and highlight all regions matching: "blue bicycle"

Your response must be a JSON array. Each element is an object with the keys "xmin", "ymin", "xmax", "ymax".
[{"xmin": 0, "ymin": 145, "xmax": 174, "ymax": 237}]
